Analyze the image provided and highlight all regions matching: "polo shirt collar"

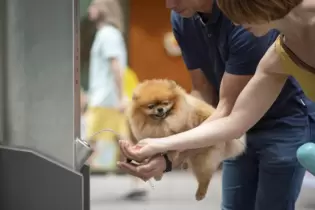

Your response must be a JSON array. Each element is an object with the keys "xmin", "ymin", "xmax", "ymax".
[{"xmin": 194, "ymin": 1, "xmax": 220, "ymax": 25}]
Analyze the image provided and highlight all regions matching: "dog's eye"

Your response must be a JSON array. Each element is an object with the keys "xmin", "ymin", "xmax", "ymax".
[
  {"xmin": 162, "ymin": 101, "xmax": 169, "ymax": 105},
  {"xmin": 147, "ymin": 104, "xmax": 155, "ymax": 109}
]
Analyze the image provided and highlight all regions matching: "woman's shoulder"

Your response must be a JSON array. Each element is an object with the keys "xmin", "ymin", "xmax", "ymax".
[{"xmin": 258, "ymin": 40, "xmax": 286, "ymax": 75}]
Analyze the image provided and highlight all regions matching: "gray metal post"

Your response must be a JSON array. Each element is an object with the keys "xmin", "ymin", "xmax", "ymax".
[
  {"xmin": 0, "ymin": 0, "xmax": 6, "ymax": 144},
  {"xmin": 5, "ymin": 0, "xmax": 77, "ymax": 167},
  {"xmin": 0, "ymin": 0, "xmax": 90, "ymax": 209}
]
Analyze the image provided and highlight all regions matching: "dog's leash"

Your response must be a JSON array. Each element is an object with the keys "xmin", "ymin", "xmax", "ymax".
[{"xmin": 87, "ymin": 128, "xmax": 155, "ymax": 189}]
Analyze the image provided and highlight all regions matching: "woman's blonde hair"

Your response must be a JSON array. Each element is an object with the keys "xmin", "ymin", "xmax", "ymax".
[
  {"xmin": 217, "ymin": 0, "xmax": 302, "ymax": 24},
  {"xmin": 92, "ymin": 0, "xmax": 124, "ymax": 32}
]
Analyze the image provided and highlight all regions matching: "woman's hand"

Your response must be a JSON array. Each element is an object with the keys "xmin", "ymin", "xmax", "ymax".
[{"xmin": 118, "ymin": 138, "xmax": 168, "ymax": 162}]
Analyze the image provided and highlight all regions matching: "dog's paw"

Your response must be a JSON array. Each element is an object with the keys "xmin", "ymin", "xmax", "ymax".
[
  {"xmin": 181, "ymin": 162, "xmax": 189, "ymax": 170},
  {"xmin": 195, "ymin": 191, "xmax": 206, "ymax": 201}
]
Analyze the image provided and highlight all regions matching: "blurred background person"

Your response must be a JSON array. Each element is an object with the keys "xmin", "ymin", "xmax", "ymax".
[{"xmin": 85, "ymin": 0, "xmax": 149, "ymax": 200}]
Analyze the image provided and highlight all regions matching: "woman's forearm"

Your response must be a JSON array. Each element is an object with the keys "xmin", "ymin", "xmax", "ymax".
[
  {"xmin": 160, "ymin": 113, "xmax": 242, "ymax": 151},
  {"xmin": 156, "ymin": 67, "xmax": 288, "ymax": 152}
]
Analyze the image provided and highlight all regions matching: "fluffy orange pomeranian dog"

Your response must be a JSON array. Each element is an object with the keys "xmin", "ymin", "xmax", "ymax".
[{"xmin": 126, "ymin": 79, "xmax": 246, "ymax": 201}]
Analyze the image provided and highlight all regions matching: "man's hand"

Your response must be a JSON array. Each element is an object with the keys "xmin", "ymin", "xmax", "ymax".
[{"xmin": 117, "ymin": 155, "xmax": 166, "ymax": 181}]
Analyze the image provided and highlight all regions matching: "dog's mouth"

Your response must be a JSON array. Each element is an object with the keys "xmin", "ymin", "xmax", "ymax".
[
  {"xmin": 155, "ymin": 112, "xmax": 167, "ymax": 118},
  {"xmin": 151, "ymin": 109, "xmax": 171, "ymax": 120}
]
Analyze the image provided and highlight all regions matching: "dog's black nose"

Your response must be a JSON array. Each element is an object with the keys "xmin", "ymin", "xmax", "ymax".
[{"xmin": 157, "ymin": 108, "xmax": 164, "ymax": 113}]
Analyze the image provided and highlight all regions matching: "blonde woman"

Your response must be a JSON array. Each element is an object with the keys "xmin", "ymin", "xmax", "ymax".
[
  {"xmin": 87, "ymin": 0, "xmax": 126, "ymax": 111},
  {"xmin": 86, "ymin": 0, "xmax": 148, "ymax": 199}
]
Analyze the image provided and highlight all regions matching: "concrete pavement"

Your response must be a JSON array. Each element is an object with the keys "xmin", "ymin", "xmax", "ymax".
[{"xmin": 91, "ymin": 172, "xmax": 315, "ymax": 210}]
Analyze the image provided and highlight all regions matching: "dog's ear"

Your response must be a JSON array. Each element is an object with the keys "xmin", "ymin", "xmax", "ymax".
[{"xmin": 168, "ymin": 80, "xmax": 177, "ymax": 89}]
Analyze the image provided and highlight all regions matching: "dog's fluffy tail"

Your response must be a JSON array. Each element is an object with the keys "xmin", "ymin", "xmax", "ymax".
[{"xmin": 224, "ymin": 134, "xmax": 247, "ymax": 159}]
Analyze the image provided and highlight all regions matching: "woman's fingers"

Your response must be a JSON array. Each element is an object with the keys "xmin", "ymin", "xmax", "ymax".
[
  {"xmin": 119, "ymin": 140, "xmax": 146, "ymax": 162},
  {"xmin": 118, "ymin": 140, "xmax": 131, "ymax": 159},
  {"xmin": 119, "ymin": 138, "xmax": 167, "ymax": 162}
]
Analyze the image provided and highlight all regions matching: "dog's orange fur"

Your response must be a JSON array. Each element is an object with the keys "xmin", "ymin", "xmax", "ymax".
[{"xmin": 126, "ymin": 79, "xmax": 246, "ymax": 201}]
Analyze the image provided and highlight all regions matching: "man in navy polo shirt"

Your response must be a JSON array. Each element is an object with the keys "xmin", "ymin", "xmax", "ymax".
[{"xmin": 118, "ymin": 1, "xmax": 315, "ymax": 209}]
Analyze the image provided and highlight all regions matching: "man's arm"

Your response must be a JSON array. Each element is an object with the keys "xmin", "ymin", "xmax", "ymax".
[
  {"xmin": 220, "ymin": 44, "xmax": 288, "ymax": 136},
  {"xmin": 207, "ymin": 27, "xmax": 277, "ymax": 121},
  {"xmin": 189, "ymin": 69, "xmax": 218, "ymax": 106},
  {"xmin": 205, "ymin": 72, "xmax": 252, "ymax": 121},
  {"xmin": 189, "ymin": 67, "xmax": 253, "ymax": 122},
  {"xmin": 189, "ymin": 64, "xmax": 253, "ymax": 123}
]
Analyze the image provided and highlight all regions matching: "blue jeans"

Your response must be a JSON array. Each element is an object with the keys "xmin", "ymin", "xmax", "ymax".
[{"xmin": 221, "ymin": 116, "xmax": 315, "ymax": 210}]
